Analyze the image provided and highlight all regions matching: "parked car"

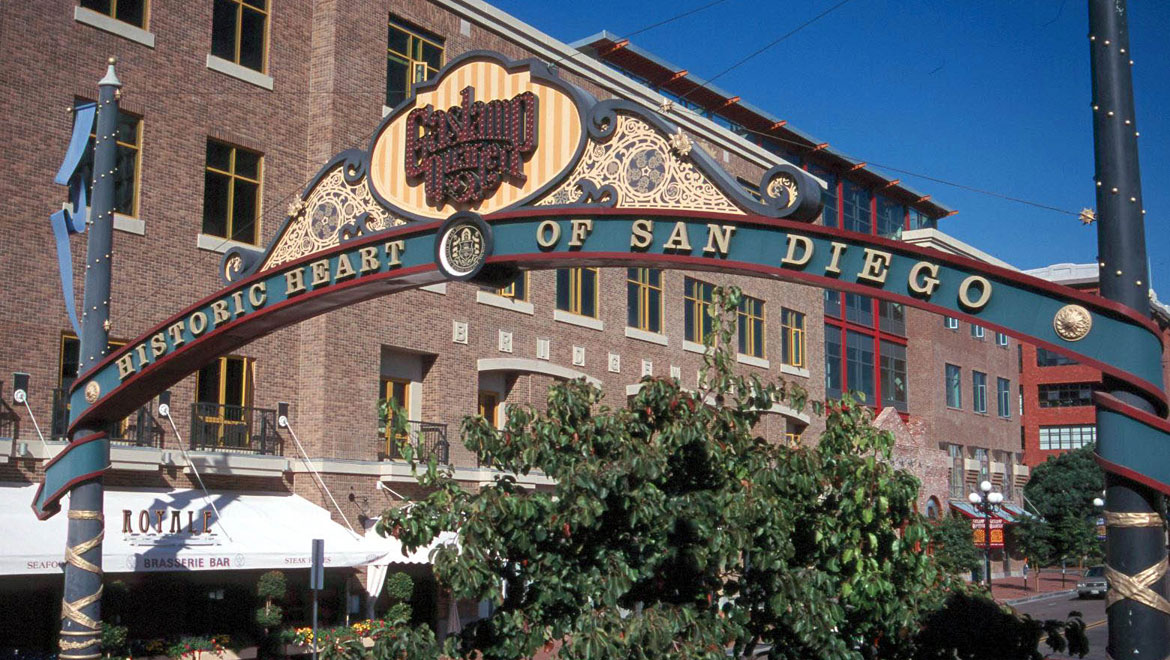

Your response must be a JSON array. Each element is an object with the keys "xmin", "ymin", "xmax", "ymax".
[{"xmin": 1077, "ymin": 565, "xmax": 1108, "ymax": 598}]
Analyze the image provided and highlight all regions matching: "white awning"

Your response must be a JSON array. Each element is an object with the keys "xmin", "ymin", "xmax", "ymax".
[
  {"xmin": 0, "ymin": 483, "xmax": 386, "ymax": 575},
  {"xmin": 359, "ymin": 524, "xmax": 458, "ymax": 567}
]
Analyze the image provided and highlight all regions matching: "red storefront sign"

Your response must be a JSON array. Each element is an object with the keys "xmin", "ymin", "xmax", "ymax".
[{"xmin": 971, "ymin": 517, "xmax": 1005, "ymax": 548}]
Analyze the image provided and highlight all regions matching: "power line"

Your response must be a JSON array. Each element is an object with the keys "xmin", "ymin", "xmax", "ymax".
[
  {"xmin": 551, "ymin": 0, "xmax": 732, "ymax": 68},
  {"xmin": 678, "ymin": 0, "xmax": 855, "ymax": 102}
]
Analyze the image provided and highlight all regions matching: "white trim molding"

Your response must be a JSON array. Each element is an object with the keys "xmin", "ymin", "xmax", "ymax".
[
  {"xmin": 477, "ymin": 290, "xmax": 534, "ymax": 314},
  {"xmin": 197, "ymin": 233, "xmax": 260, "ymax": 254},
  {"xmin": 554, "ymin": 309, "xmax": 604, "ymax": 331},
  {"xmin": 780, "ymin": 364, "xmax": 811, "ymax": 379},
  {"xmin": 477, "ymin": 357, "xmax": 602, "ymax": 387},
  {"xmin": 206, "ymin": 54, "xmax": 274, "ymax": 91},
  {"xmin": 74, "ymin": 7, "xmax": 155, "ymax": 48},
  {"xmin": 625, "ymin": 327, "xmax": 668, "ymax": 346},
  {"xmin": 736, "ymin": 353, "xmax": 770, "ymax": 369},
  {"xmin": 113, "ymin": 213, "xmax": 145, "ymax": 235}
]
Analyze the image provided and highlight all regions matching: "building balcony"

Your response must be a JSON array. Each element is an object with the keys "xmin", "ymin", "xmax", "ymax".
[
  {"xmin": 190, "ymin": 402, "xmax": 283, "ymax": 455},
  {"xmin": 378, "ymin": 420, "xmax": 449, "ymax": 465},
  {"xmin": 51, "ymin": 387, "xmax": 163, "ymax": 448}
]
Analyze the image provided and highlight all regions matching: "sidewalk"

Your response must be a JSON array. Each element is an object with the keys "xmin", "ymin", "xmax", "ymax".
[{"xmin": 990, "ymin": 567, "xmax": 1081, "ymax": 603}]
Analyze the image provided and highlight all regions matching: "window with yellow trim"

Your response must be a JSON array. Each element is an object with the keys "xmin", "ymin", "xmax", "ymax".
[
  {"xmin": 55, "ymin": 333, "xmax": 127, "ymax": 440},
  {"xmin": 211, "ymin": 0, "xmax": 268, "ymax": 73},
  {"xmin": 781, "ymin": 308, "xmax": 805, "ymax": 368},
  {"xmin": 77, "ymin": 102, "xmax": 142, "ymax": 217},
  {"xmin": 378, "ymin": 377, "xmax": 410, "ymax": 458},
  {"xmin": 203, "ymin": 139, "xmax": 262, "ymax": 245},
  {"xmin": 498, "ymin": 272, "xmax": 529, "ymax": 302},
  {"xmin": 194, "ymin": 355, "xmax": 255, "ymax": 447},
  {"xmin": 386, "ymin": 16, "xmax": 444, "ymax": 108},
  {"xmin": 556, "ymin": 268, "xmax": 598, "ymax": 318},
  {"xmin": 626, "ymin": 268, "xmax": 662, "ymax": 333},
  {"xmin": 80, "ymin": 0, "xmax": 147, "ymax": 28},
  {"xmin": 478, "ymin": 391, "xmax": 499, "ymax": 428},
  {"xmin": 737, "ymin": 295, "xmax": 765, "ymax": 358},
  {"xmin": 684, "ymin": 277, "xmax": 714, "ymax": 344}
]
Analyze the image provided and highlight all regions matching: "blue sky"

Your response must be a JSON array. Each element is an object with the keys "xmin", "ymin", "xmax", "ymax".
[{"xmin": 491, "ymin": 0, "xmax": 1170, "ymax": 291}]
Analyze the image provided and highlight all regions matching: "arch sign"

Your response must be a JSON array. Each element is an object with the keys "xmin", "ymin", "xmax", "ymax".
[{"xmin": 34, "ymin": 51, "xmax": 1168, "ymax": 516}]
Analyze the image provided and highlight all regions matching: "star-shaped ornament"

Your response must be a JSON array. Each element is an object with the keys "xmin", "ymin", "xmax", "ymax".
[{"xmin": 1079, "ymin": 208, "xmax": 1096, "ymax": 225}]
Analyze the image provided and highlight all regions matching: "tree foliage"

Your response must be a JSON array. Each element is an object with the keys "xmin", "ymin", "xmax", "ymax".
[
  {"xmin": 1016, "ymin": 445, "xmax": 1104, "ymax": 566},
  {"xmin": 378, "ymin": 286, "xmax": 1085, "ymax": 659},
  {"xmin": 930, "ymin": 515, "xmax": 982, "ymax": 578}
]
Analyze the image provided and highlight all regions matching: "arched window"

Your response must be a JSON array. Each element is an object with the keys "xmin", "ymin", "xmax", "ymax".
[{"xmin": 925, "ymin": 496, "xmax": 941, "ymax": 521}]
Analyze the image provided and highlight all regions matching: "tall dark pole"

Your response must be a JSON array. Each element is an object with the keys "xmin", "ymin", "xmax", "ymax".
[
  {"xmin": 983, "ymin": 510, "xmax": 992, "ymax": 588},
  {"xmin": 1088, "ymin": 1, "xmax": 1169, "ymax": 656},
  {"xmin": 58, "ymin": 59, "xmax": 119, "ymax": 659}
]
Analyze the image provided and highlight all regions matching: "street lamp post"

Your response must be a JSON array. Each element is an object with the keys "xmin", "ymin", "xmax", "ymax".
[{"xmin": 969, "ymin": 480, "xmax": 1004, "ymax": 588}]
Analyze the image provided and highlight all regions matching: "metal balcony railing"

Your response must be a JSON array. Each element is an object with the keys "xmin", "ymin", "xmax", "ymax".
[
  {"xmin": 51, "ymin": 387, "xmax": 163, "ymax": 447},
  {"xmin": 0, "ymin": 397, "xmax": 18, "ymax": 440},
  {"xmin": 190, "ymin": 402, "xmax": 282, "ymax": 455},
  {"xmin": 379, "ymin": 420, "xmax": 449, "ymax": 464}
]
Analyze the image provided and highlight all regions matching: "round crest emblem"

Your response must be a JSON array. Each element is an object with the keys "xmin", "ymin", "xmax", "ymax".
[
  {"xmin": 84, "ymin": 381, "xmax": 101, "ymax": 403},
  {"xmin": 766, "ymin": 173, "xmax": 799, "ymax": 209},
  {"xmin": 1053, "ymin": 304, "xmax": 1093, "ymax": 342},
  {"xmin": 435, "ymin": 213, "xmax": 493, "ymax": 281}
]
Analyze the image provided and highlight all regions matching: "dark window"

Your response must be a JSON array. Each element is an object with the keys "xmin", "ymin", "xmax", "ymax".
[
  {"xmin": 844, "ymin": 293, "xmax": 873, "ymax": 327},
  {"xmin": 1038, "ymin": 425, "xmax": 1096, "ymax": 450},
  {"xmin": 944, "ymin": 316, "xmax": 958, "ymax": 330},
  {"xmin": 909, "ymin": 208, "xmax": 936, "ymax": 230},
  {"xmin": 973, "ymin": 371, "xmax": 987, "ymax": 414},
  {"xmin": 879, "ymin": 340, "xmax": 907, "ymax": 411},
  {"xmin": 684, "ymin": 277, "xmax": 715, "ymax": 343},
  {"xmin": 556, "ymin": 268, "xmax": 598, "ymax": 318},
  {"xmin": 627, "ymin": 268, "xmax": 662, "ymax": 333},
  {"xmin": 841, "ymin": 180, "xmax": 871, "ymax": 234},
  {"xmin": 1036, "ymin": 347, "xmax": 1079, "ymax": 366},
  {"xmin": 1038, "ymin": 383, "xmax": 1094, "ymax": 408},
  {"xmin": 203, "ymin": 139, "xmax": 262, "ymax": 245},
  {"xmin": 970, "ymin": 324, "xmax": 985, "ymax": 339},
  {"xmin": 386, "ymin": 16, "xmax": 444, "ymax": 107},
  {"xmin": 825, "ymin": 326, "xmax": 842, "ymax": 400},
  {"xmin": 77, "ymin": 103, "xmax": 142, "ymax": 217},
  {"xmin": 824, "ymin": 289, "xmax": 841, "ymax": 318},
  {"xmin": 211, "ymin": 0, "xmax": 268, "ymax": 73},
  {"xmin": 945, "ymin": 364, "xmax": 961, "ymax": 408},
  {"xmin": 876, "ymin": 195, "xmax": 904, "ymax": 238},
  {"xmin": 497, "ymin": 272, "xmax": 528, "ymax": 302},
  {"xmin": 781, "ymin": 308, "xmax": 805, "ymax": 368},
  {"xmin": 810, "ymin": 166, "xmax": 838, "ymax": 228},
  {"xmin": 737, "ymin": 295, "xmax": 765, "ymax": 358},
  {"xmin": 80, "ymin": 0, "xmax": 146, "ymax": 28},
  {"xmin": 996, "ymin": 332, "xmax": 1009, "ymax": 347},
  {"xmin": 997, "ymin": 377, "xmax": 1011, "ymax": 418},
  {"xmin": 878, "ymin": 300, "xmax": 905, "ymax": 336},
  {"xmin": 845, "ymin": 330, "xmax": 875, "ymax": 403}
]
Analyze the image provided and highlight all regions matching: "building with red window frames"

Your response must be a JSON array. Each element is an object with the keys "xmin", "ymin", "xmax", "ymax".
[
  {"xmin": 0, "ymin": 2, "xmax": 1054, "ymax": 648},
  {"xmin": 1019, "ymin": 263, "xmax": 1170, "ymax": 468}
]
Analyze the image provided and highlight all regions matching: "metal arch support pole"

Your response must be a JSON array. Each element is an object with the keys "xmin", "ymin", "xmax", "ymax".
[
  {"xmin": 1087, "ymin": 1, "xmax": 1170, "ymax": 656},
  {"xmin": 58, "ymin": 60, "xmax": 120, "ymax": 659}
]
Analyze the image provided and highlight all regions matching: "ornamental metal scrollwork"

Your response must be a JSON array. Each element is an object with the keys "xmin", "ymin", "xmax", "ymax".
[
  {"xmin": 261, "ymin": 167, "xmax": 404, "ymax": 271},
  {"xmin": 536, "ymin": 114, "xmax": 743, "ymax": 214}
]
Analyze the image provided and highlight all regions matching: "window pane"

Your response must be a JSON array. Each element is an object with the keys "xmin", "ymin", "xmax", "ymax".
[
  {"xmin": 386, "ymin": 56, "xmax": 409, "ymax": 107},
  {"xmin": 202, "ymin": 172, "xmax": 230, "ymax": 237},
  {"xmin": 880, "ymin": 340, "xmax": 907, "ymax": 411},
  {"xmin": 117, "ymin": 0, "xmax": 146, "ymax": 27},
  {"xmin": 234, "ymin": 149, "xmax": 260, "ymax": 179},
  {"xmin": 224, "ymin": 358, "xmax": 246, "ymax": 406},
  {"xmin": 61, "ymin": 337, "xmax": 81, "ymax": 386},
  {"xmin": 238, "ymin": 7, "xmax": 267, "ymax": 71},
  {"xmin": 844, "ymin": 293, "xmax": 873, "ymax": 327},
  {"xmin": 876, "ymin": 195, "xmax": 903, "ymax": 238},
  {"xmin": 231, "ymin": 180, "xmax": 259, "ymax": 244},
  {"xmin": 825, "ymin": 326, "xmax": 842, "ymax": 399},
  {"xmin": 556, "ymin": 269, "xmax": 571, "ymax": 312},
  {"xmin": 115, "ymin": 113, "xmax": 138, "ymax": 144},
  {"xmin": 210, "ymin": 0, "xmax": 238, "ymax": 61},
  {"xmin": 945, "ymin": 364, "xmax": 961, "ymax": 408},
  {"xmin": 846, "ymin": 330, "xmax": 875, "ymax": 402},
  {"xmin": 197, "ymin": 362, "xmax": 222, "ymax": 403},
  {"xmin": 824, "ymin": 290, "xmax": 840, "ymax": 318},
  {"xmin": 627, "ymin": 276, "xmax": 639, "ymax": 328},
  {"xmin": 841, "ymin": 181, "xmax": 871, "ymax": 234},
  {"xmin": 580, "ymin": 269, "xmax": 597, "ymax": 317},
  {"xmin": 387, "ymin": 25, "xmax": 410, "ymax": 56},
  {"xmin": 421, "ymin": 42, "xmax": 443, "ymax": 70},
  {"xmin": 81, "ymin": 0, "xmax": 113, "ymax": 14},
  {"xmin": 647, "ymin": 288, "xmax": 661, "ymax": 333},
  {"xmin": 878, "ymin": 301, "xmax": 905, "ymax": 336},
  {"xmin": 206, "ymin": 140, "xmax": 232, "ymax": 171},
  {"xmin": 114, "ymin": 144, "xmax": 137, "ymax": 215}
]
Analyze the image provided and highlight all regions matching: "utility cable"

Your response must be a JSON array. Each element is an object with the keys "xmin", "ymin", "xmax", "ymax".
[
  {"xmin": 158, "ymin": 402, "xmax": 233, "ymax": 541},
  {"xmin": 550, "ymin": 0, "xmax": 732, "ymax": 69},
  {"xmin": 677, "ymin": 0, "xmax": 855, "ymax": 102},
  {"xmin": 280, "ymin": 415, "xmax": 360, "ymax": 537}
]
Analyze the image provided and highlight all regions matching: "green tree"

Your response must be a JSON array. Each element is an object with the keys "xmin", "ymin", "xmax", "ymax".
[
  {"xmin": 930, "ymin": 514, "xmax": 982, "ymax": 578},
  {"xmin": 378, "ymin": 286, "xmax": 1085, "ymax": 660},
  {"xmin": 1016, "ymin": 445, "xmax": 1104, "ymax": 566}
]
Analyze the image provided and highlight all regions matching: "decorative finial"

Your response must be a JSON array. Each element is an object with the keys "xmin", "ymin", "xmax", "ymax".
[
  {"xmin": 108, "ymin": 56, "xmax": 117, "ymax": 65},
  {"xmin": 659, "ymin": 98, "xmax": 674, "ymax": 114},
  {"xmin": 1079, "ymin": 208, "xmax": 1096, "ymax": 225},
  {"xmin": 669, "ymin": 128, "xmax": 692, "ymax": 157},
  {"xmin": 100, "ymin": 57, "xmax": 122, "ymax": 87}
]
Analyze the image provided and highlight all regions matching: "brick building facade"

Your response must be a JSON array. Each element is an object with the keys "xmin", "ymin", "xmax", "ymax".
[{"xmin": 0, "ymin": 0, "xmax": 1035, "ymax": 648}]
